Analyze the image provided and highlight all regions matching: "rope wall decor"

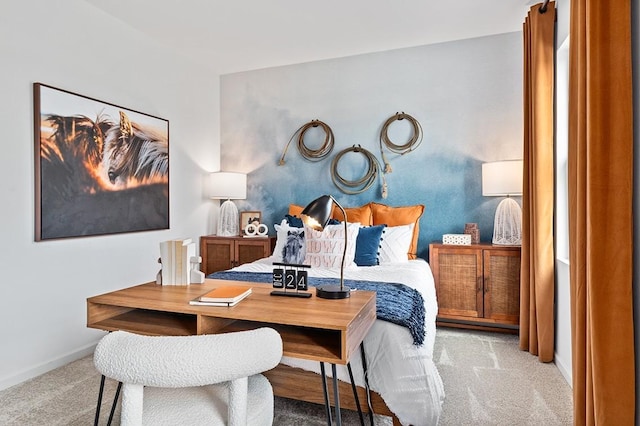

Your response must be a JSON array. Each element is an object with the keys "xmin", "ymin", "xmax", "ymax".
[
  {"xmin": 278, "ymin": 119, "xmax": 335, "ymax": 165},
  {"xmin": 277, "ymin": 113, "xmax": 422, "ymax": 199},
  {"xmin": 330, "ymin": 145, "xmax": 388, "ymax": 198},
  {"xmin": 379, "ymin": 112, "xmax": 423, "ymax": 173}
]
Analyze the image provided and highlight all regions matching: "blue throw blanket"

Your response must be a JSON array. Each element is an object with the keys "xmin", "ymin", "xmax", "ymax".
[{"xmin": 207, "ymin": 271, "xmax": 426, "ymax": 346}]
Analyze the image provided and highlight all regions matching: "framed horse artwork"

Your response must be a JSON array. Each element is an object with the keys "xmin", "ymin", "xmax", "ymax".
[{"xmin": 33, "ymin": 83, "xmax": 170, "ymax": 241}]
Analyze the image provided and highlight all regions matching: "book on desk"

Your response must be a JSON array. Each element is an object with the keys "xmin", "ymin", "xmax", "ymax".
[{"xmin": 189, "ymin": 285, "xmax": 252, "ymax": 307}]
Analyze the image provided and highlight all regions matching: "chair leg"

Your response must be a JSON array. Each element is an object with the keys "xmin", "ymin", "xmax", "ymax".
[
  {"xmin": 227, "ymin": 377, "xmax": 249, "ymax": 426},
  {"xmin": 121, "ymin": 383, "xmax": 145, "ymax": 425}
]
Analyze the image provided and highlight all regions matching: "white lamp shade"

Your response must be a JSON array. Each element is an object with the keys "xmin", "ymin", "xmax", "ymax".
[
  {"xmin": 210, "ymin": 172, "xmax": 247, "ymax": 200},
  {"xmin": 482, "ymin": 160, "xmax": 523, "ymax": 196}
]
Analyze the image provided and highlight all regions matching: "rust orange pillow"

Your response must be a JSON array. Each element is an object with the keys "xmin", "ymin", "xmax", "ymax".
[
  {"xmin": 288, "ymin": 204, "xmax": 304, "ymax": 216},
  {"xmin": 289, "ymin": 203, "xmax": 373, "ymax": 226},
  {"xmin": 370, "ymin": 202, "xmax": 424, "ymax": 259},
  {"xmin": 331, "ymin": 204, "xmax": 373, "ymax": 226}
]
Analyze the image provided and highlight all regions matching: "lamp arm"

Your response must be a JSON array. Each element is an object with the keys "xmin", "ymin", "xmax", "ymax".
[{"xmin": 330, "ymin": 195, "xmax": 347, "ymax": 290}]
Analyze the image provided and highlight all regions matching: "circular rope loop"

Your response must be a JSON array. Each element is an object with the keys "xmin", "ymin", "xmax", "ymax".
[
  {"xmin": 279, "ymin": 119, "xmax": 335, "ymax": 165},
  {"xmin": 379, "ymin": 111, "xmax": 423, "ymax": 173},
  {"xmin": 330, "ymin": 145, "xmax": 387, "ymax": 197}
]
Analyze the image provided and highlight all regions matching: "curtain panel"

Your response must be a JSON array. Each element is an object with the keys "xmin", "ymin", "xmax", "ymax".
[
  {"xmin": 520, "ymin": 2, "xmax": 556, "ymax": 363},
  {"xmin": 568, "ymin": 0, "xmax": 635, "ymax": 424}
]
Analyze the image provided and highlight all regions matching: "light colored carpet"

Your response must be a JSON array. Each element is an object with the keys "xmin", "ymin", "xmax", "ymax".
[
  {"xmin": 0, "ymin": 328, "xmax": 572, "ymax": 425},
  {"xmin": 434, "ymin": 328, "xmax": 573, "ymax": 426}
]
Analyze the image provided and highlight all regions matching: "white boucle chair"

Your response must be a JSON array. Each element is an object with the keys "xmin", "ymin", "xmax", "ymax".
[{"xmin": 93, "ymin": 327, "xmax": 282, "ymax": 426}]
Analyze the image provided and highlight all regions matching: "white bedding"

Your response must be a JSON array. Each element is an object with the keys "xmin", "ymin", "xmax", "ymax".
[{"xmin": 232, "ymin": 257, "xmax": 445, "ymax": 425}]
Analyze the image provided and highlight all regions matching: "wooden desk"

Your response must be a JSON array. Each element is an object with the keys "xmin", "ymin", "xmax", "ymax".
[
  {"xmin": 87, "ymin": 279, "xmax": 376, "ymax": 365},
  {"xmin": 88, "ymin": 279, "xmax": 378, "ymax": 425}
]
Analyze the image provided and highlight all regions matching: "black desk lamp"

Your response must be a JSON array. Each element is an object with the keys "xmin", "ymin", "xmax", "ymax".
[{"xmin": 300, "ymin": 195, "xmax": 351, "ymax": 299}]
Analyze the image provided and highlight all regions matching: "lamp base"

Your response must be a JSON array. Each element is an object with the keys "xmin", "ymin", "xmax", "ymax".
[
  {"xmin": 316, "ymin": 284, "xmax": 351, "ymax": 299},
  {"xmin": 492, "ymin": 197, "xmax": 522, "ymax": 245},
  {"xmin": 217, "ymin": 199, "xmax": 239, "ymax": 237}
]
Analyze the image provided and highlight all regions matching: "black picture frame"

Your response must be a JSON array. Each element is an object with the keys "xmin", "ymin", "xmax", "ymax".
[{"xmin": 33, "ymin": 83, "xmax": 170, "ymax": 241}]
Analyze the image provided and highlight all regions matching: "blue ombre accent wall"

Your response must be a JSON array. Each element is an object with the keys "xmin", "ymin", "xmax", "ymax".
[{"xmin": 220, "ymin": 32, "xmax": 523, "ymax": 260}]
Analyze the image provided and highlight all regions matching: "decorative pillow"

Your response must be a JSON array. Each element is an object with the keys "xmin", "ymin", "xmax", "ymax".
[
  {"xmin": 303, "ymin": 222, "xmax": 360, "ymax": 268},
  {"xmin": 378, "ymin": 223, "xmax": 415, "ymax": 264},
  {"xmin": 284, "ymin": 214, "xmax": 304, "ymax": 228},
  {"xmin": 370, "ymin": 202, "xmax": 424, "ymax": 259},
  {"xmin": 332, "ymin": 204, "xmax": 373, "ymax": 226},
  {"xmin": 288, "ymin": 204, "xmax": 304, "ymax": 217},
  {"xmin": 273, "ymin": 220, "xmax": 306, "ymax": 264},
  {"xmin": 354, "ymin": 225, "xmax": 386, "ymax": 266},
  {"xmin": 285, "ymin": 213, "xmax": 339, "ymax": 228},
  {"xmin": 289, "ymin": 203, "xmax": 372, "ymax": 226}
]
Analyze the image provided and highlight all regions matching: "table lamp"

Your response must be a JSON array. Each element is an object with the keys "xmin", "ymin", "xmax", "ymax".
[
  {"xmin": 210, "ymin": 172, "xmax": 247, "ymax": 237},
  {"xmin": 482, "ymin": 160, "xmax": 523, "ymax": 245},
  {"xmin": 300, "ymin": 195, "xmax": 350, "ymax": 299}
]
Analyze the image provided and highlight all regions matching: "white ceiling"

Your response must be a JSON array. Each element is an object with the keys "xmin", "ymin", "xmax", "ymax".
[{"xmin": 83, "ymin": 0, "xmax": 534, "ymax": 75}]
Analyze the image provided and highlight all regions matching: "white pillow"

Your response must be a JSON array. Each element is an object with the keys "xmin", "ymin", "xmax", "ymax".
[
  {"xmin": 379, "ymin": 223, "xmax": 414, "ymax": 263},
  {"xmin": 272, "ymin": 220, "xmax": 306, "ymax": 264},
  {"xmin": 303, "ymin": 222, "xmax": 360, "ymax": 268}
]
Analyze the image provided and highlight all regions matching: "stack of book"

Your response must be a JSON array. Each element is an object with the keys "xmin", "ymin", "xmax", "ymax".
[
  {"xmin": 190, "ymin": 285, "xmax": 252, "ymax": 307},
  {"xmin": 159, "ymin": 238, "xmax": 197, "ymax": 285}
]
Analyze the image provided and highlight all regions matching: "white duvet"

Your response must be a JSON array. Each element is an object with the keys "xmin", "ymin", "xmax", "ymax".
[{"xmin": 233, "ymin": 257, "xmax": 445, "ymax": 425}]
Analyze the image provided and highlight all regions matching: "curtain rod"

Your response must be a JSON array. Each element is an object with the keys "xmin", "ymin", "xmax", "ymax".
[{"xmin": 539, "ymin": 0, "xmax": 550, "ymax": 13}]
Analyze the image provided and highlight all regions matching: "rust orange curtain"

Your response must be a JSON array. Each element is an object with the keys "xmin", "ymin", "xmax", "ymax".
[
  {"xmin": 568, "ymin": 0, "xmax": 635, "ymax": 424},
  {"xmin": 520, "ymin": 2, "xmax": 556, "ymax": 363}
]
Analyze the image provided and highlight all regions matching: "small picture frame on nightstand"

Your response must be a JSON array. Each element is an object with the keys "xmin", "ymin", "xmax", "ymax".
[{"xmin": 240, "ymin": 211, "xmax": 262, "ymax": 236}]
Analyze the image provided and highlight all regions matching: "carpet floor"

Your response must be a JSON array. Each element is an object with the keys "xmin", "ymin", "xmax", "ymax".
[
  {"xmin": 434, "ymin": 328, "xmax": 573, "ymax": 425},
  {"xmin": 0, "ymin": 328, "xmax": 572, "ymax": 425}
]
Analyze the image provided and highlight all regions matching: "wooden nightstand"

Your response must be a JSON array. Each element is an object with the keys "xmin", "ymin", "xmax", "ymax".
[
  {"xmin": 200, "ymin": 235, "xmax": 276, "ymax": 276},
  {"xmin": 429, "ymin": 242, "xmax": 521, "ymax": 332}
]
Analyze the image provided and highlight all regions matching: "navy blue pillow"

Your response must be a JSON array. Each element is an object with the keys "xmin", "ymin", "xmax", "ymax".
[
  {"xmin": 354, "ymin": 225, "xmax": 386, "ymax": 266},
  {"xmin": 285, "ymin": 214, "xmax": 304, "ymax": 228},
  {"xmin": 285, "ymin": 214, "xmax": 340, "ymax": 228}
]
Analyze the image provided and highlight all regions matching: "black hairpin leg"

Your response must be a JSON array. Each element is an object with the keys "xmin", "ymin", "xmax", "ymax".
[
  {"xmin": 331, "ymin": 363, "xmax": 342, "ymax": 426},
  {"xmin": 320, "ymin": 362, "xmax": 333, "ymax": 426},
  {"xmin": 322, "ymin": 355, "xmax": 370, "ymax": 426},
  {"xmin": 94, "ymin": 374, "xmax": 122, "ymax": 426},
  {"xmin": 347, "ymin": 362, "xmax": 365, "ymax": 426},
  {"xmin": 106, "ymin": 381, "xmax": 122, "ymax": 425},
  {"xmin": 361, "ymin": 344, "xmax": 374, "ymax": 425},
  {"xmin": 94, "ymin": 375, "xmax": 106, "ymax": 426}
]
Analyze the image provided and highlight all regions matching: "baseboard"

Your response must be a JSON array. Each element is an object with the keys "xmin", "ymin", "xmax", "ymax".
[
  {"xmin": 554, "ymin": 350, "xmax": 573, "ymax": 388},
  {"xmin": 0, "ymin": 342, "xmax": 98, "ymax": 392}
]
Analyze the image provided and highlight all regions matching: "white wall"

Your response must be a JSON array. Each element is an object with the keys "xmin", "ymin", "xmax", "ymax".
[{"xmin": 0, "ymin": 1, "xmax": 220, "ymax": 390}]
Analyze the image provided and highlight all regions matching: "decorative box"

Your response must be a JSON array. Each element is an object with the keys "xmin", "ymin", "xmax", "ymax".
[{"xmin": 442, "ymin": 234, "xmax": 472, "ymax": 245}]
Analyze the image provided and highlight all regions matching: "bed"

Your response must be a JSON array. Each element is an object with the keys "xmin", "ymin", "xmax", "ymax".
[{"xmin": 208, "ymin": 202, "xmax": 445, "ymax": 425}]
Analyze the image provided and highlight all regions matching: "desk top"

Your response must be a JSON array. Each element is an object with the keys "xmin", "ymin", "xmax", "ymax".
[{"xmin": 87, "ymin": 279, "xmax": 376, "ymax": 364}]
